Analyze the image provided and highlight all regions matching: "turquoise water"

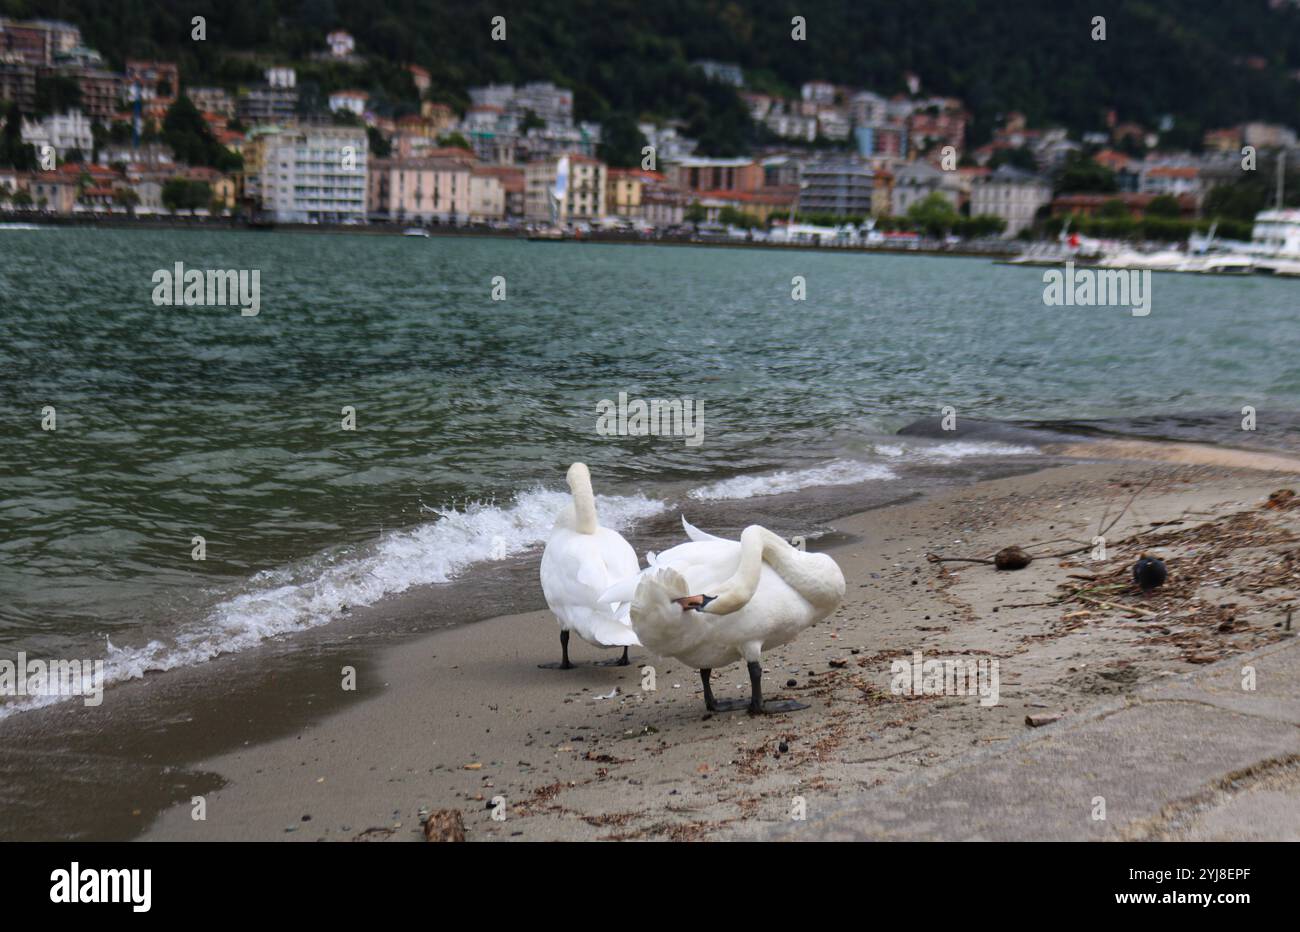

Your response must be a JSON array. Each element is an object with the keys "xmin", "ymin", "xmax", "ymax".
[{"xmin": 1, "ymin": 227, "xmax": 1297, "ymax": 687}]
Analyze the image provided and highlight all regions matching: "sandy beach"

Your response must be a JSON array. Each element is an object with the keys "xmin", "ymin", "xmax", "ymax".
[{"xmin": 127, "ymin": 457, "xmax": 1300, "ymax": 841}]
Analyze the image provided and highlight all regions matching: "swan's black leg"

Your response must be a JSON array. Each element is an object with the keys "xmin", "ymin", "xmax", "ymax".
[
  {"xmin": 748, "ymin": 659, "xmax": 809, "ymax": 715},
  {"xmin": 701, "ymin": 667, "xmax": 748, "ymax": 712},
  {"xmin": 538, "ymin": 630, "xmax": 575, "ymax": 669},
  {"xmin": 593, "ymin": 646, "xmax": 630, "ymax": 667}
]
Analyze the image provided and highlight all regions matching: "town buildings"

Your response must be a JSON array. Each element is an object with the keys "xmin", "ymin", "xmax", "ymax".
[
  {"xmin": 251, "ymin": 124, "xmax": 368, "ymax": 223},
  {"xmin": 524, "ymin": 154, "xmax": 606, "ymax": 223},
  {"xmin": 368, "ymin": 156, "xmax": 472, "ymax": 222},
  {"xmin": 21, "ymin": 110, "xmax": 93, "ymax": 159},
  {"xmin": 798, "ymin": 159, "xmax": 875, "ymax": 216},
  {"xmin": 969, "ymin": 165, "xmax": 1052, "ymax": 236}
]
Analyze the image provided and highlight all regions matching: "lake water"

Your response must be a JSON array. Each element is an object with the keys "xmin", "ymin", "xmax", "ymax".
[{"xmin": 1, "ymin": 226, "xmax": 1297, "ymax": 711}]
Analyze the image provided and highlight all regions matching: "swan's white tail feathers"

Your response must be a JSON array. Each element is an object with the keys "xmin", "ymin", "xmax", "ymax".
[
  {"xmin": 598, "ymin": 573, "xmax": 638, "ymax": 606},
  {"xmin": 681, "ymin": 515, "xmax": 724, "ymax": 542},
  {"xmin": 580, "ymin": 610, "xmax": 640, "ymax": 647}
]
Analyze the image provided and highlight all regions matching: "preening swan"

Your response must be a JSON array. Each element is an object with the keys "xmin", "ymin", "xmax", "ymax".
[
  {"xmin": 606, "ymin": 518, "xmax": 845, "ymax": 714},
  {"xmin": 538, "ymin": 463, "xmax": 642, "ymax": 669}
]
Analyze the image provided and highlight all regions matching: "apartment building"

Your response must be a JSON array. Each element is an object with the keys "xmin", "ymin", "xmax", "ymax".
[
  {"xmin": 254, "ymin": 125, "xmax": 368, "ymax": 223},
  {"xmin": 524, "ymin": 154, "xmax": 606, "ymax": 223},
  {"xmin": 798, "ymin": 159, "xmax": 875, "ymax": 216},
  {"xmin": 469, "ymin": 167, "xmax": 505, "ymax": 221},
  {"xmin": 969, "ymin": 164, "xmax": 1052, "ymax": 236},
  {"xmin": 368, "ymin": 156, "xmax": 472, "ymax": 222},
  {"xmin": 188, "ymin": 86, "xmax": 235, "ymax": 118},
  {"xmin": 666, "ymin": 157, "xmax": 762, "ymax": 195},
  {"xmin": 471, "ymin": 165, "xmax": 525, "ymax": 218},
  {"xmin": 21, "ymin": 109, "xmax": 93, "ymax": 158}
]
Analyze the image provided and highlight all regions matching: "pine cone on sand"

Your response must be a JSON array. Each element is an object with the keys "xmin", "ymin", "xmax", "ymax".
[
  {"xmin": 423, "ymin": 809, "xmax": 466, "ymax": 842},
  {"xmin": 994, "ymin": 546, "xmax": 1032, "ymax": 570}
]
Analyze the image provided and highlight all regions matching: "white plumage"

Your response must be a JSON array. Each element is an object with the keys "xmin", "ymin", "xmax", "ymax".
[
  {"xmin": 603, "ymin": 517, "xmax": 845, "ymax": 713},
  {"xmin": 538, "ymin": 463, "xmax": 641, "ymax": 667}
]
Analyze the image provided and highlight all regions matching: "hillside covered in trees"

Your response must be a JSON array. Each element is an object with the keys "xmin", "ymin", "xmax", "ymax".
[{"xmin": 6, "ymin": 0, "xmax": 1300, "ymax": 153}]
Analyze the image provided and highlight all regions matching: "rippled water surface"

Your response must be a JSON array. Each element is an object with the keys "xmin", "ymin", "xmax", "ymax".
[{"xmin": 2, "ymin": 227, "xmax": 1297, "ymax": 687}]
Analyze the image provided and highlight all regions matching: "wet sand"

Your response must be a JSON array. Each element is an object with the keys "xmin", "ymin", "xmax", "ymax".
[{"xmin": 132, "ymin": 460, "xmax": 1299, "ymax": 841}]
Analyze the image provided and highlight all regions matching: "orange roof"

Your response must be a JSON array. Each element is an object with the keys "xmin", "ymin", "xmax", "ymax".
[
  {"xmin": 57, "ymin": 163, "xmax": 121, "ymax": 179},
  {"xmin": 1145, "ymin": 166, "xmax": 1198, "ymax": 178},
  {"xmin": 472, "ymin": 165, "xmax": 524, "ymax": 191},
  {"xmin": 1093, "ymin": 149, "xmax": 1134, "ymax": 171}
]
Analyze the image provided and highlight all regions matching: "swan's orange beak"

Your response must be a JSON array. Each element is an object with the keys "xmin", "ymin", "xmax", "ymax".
[{"xmin": 674, "ymin": 595, "xmax": 715, "ymax": 611}]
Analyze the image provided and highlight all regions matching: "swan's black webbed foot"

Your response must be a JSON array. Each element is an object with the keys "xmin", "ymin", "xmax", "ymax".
[
  {"xmin": 538, "ymin": 630, "xmax": 575, "ymax": 669},
  {"xmin": 741, "ymin": 660, "xmax": 810, "ymax": 715},
  {"xmin": 700, "ymin": 667, "xmax": 750, "ymax": 712},
  {"xmin": 593, "ymin": 646, "xmax": 630, "ymax": 667},
  {"xmin": 753, "ymin": 699, "xmax": 810, "ymax": 714}
]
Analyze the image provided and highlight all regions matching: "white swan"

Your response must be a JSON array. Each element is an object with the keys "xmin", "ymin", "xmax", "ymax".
[
  {"xmin": 603, "ymin": 517, "xmax": 845, "ymax": 714},
  {"xmin": 538, "ymin": 463, "xmax": 642, "ymax": 669}
]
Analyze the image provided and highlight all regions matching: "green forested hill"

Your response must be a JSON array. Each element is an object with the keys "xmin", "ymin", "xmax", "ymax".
[{"xmin": 6, "ymin": 0, "xmax": 1300, "ymax": 152}]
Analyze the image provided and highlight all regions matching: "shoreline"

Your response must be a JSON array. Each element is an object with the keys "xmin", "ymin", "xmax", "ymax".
[
  {"xmin": 0, "ymin": 212, "xmax": 1018, "ymax": 259},
  {"xmin": 5, "ymin": 451, "xmax": 1295, "ymax": 841},
  {"xmin": 136, "ymin": 459, "xmax": 1297, "ymax": 841}
]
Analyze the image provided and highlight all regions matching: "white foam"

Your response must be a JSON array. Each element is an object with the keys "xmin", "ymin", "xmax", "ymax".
[
  {"xmin": 687, "ymin": 460, "xmax": 899, "ymax": 501},
  {"xmin": 0, "ymin": 488, "xmax": 665, "ymax": 718},
  {"xmin": 873, "ymin": 440, "xmax": 1040, "ymax": 461}
]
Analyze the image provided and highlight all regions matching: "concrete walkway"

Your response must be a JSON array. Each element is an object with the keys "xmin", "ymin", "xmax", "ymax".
[{"xmin": 762, "ymin": 637, "xmax": 1300, "ymax": 841}]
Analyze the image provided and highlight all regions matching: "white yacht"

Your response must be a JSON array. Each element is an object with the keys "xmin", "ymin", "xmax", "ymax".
[{"xmin": 1249, "ymin": 209, "xmax": 1300, "ymax": 275}]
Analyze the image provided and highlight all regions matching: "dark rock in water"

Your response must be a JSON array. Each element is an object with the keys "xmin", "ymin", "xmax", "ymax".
[
  {"xmin": 897, "ymin": 417, "xmax": 1078, "ymax": 445},
  {"xmin": 1133, "ymin": 555, "xmax": 1168, "ymax": 591},
  {"xmin": 423, "ymin": 809, "xmax": 466, "ymax": 843},
  {"xmin": 994, "ymin": 546, "xmax": 1032, "ymax": 570}
]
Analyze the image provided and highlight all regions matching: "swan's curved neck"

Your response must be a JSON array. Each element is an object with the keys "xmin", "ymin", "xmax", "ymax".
[
  {"xmin": 568, "ymin": 466, "xmax": 599, "ymax": 534},
  {"xmin": 709, "ymin": 526, "xmax": 837, "ymax": 615}
]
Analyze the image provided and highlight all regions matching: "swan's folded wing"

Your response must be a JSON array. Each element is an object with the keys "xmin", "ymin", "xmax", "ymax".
[
  {"xmin": 682, "ymin": 515, "xmax": 726, "ymax": 543},
  {"xmin": 570, "ymin": 606, "xmax": 640, "ymax": 646},
  {"xmin": 598, "ymin": 570, "xmax": 643, "ymax": 609}
]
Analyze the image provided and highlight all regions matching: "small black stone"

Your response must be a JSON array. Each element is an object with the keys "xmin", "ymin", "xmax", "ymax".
[{"xmin": 778, "ymin": 741, "xmax": 789, "ymax": 753}]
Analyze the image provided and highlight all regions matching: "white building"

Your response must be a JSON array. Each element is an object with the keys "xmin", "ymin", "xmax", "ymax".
[
  {"xmin": 327, "ymin": 30, "xmax": 355, "ymax": 58},
  {"xmin": 1138, "ymin": 163, "xmax": 1204, "ymax": 201},
  {"xmin": 328, "ymin": 90, "xmax": 369, "ymax": 117},
  {"xmin": 692, "ymin": 60, "xmax": 744, "ymax": 87},
  {"xmin": 969, "ymin": 164, "xmax": 1052, "ymax": 236},
  {"xmin": 256, "ymin": 125, "xmax": 368, "ymax": 223},
  {"xmin": 801, "ymin": 81, "xmax": 836, "ymax": 105},
  {"xmin": 21, "ymin": 109, "xmax": 93, "ymax": 159},
  {"xmin": 467, "ymin": 81, "xmax": 573, "ymax": 128},
  {"xmin": 849, "ymin": 91, "xmax": 888, "ymax": 127},
  {"xmin": 891, "ymin": 161, "xmax": 961, "ymax": 216},
  {"xmin": 524, "ymin": 154, "xmax": 606, "ymax": 223},
  {"xmin": 765, "ymin": 110, "xmax": 817, "ymax": 142},
  {"xmin": 265, "ymin": 67, "xmax": 296, "ymax": 89}
]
